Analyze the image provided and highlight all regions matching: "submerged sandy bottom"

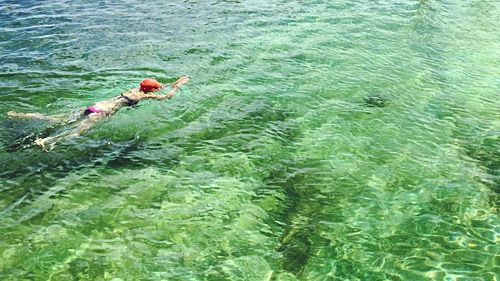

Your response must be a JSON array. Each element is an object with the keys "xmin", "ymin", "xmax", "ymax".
[{"xmin": 0, "ymin": 1, "xmax": 498, "ymax": 280}]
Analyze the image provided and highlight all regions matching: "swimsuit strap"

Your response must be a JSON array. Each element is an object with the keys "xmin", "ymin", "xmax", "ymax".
[{"xmin": 121, "ymin": 93, "xmax": 138, "ymax": 106}]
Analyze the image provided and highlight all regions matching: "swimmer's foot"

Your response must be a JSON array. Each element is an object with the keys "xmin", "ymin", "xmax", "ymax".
[
  {"xmin": 7, "ymin": 111, "xmax": 59, "ymax": 121},
  {"xmin": 7, "ymin": 111, "xmax": 22, "ymax": 118},
  {"xmin": 35, "ymin": 137, "xmax": 56, "ymax": 151}
]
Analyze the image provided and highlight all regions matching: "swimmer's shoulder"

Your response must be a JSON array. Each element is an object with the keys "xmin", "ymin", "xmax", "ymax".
[{"xmin": 123, "ymin": 87, "xmax": 144, "ymax": 98}]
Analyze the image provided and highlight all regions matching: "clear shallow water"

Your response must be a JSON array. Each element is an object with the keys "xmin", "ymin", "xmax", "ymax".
[{"xmin": 0, "ymin": 0, "xmax": 499, "ymax": 280}]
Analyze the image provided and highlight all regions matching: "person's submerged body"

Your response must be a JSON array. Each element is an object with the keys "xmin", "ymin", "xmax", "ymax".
[{"xmin": 7, "ymin": 76, "xmax": 189, "ymax": 149}]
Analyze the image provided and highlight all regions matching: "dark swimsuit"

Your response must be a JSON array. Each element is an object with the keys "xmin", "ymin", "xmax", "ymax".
[{"xmin": 120, "ymin": 93, "xmax": 139, "ymax": 106}]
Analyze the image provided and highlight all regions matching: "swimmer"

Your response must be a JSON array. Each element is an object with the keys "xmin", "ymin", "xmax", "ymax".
[{"xmin": 7, "ymin": 76, "xmax": 189, "ymax": 150}]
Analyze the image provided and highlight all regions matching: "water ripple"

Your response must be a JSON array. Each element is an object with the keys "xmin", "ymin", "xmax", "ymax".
[{"xmin": 0, "ymin": 0, "xmax": 499, "ymax": 280}]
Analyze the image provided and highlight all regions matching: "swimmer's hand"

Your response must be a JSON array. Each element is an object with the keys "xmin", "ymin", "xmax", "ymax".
[
  {"xmin": 172, "ymin": 76, "xmax": 189, "ymax": 88},
  {"xmin": 158, "ymin": 76, "xmax": 189, "ymax": 91},
  {"xmin": 142, "ymin": 76, "xmax": 189, "ymax": 100}
]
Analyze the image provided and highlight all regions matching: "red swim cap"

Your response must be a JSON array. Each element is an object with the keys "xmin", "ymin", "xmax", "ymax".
[{"xmin": 140, "ymin": 78, "xmax": 161, "ymax": 92}]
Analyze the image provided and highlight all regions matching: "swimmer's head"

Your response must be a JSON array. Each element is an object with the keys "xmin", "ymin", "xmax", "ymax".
[{"xmin": 140, "ymin": 78, "xmax": 161, "ymax": 92}]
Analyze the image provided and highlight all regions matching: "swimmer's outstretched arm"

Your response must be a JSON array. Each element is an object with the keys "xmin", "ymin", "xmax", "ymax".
[{"xmin": 143, "ymin": 76, "xmax": 189, "ymax": 100}]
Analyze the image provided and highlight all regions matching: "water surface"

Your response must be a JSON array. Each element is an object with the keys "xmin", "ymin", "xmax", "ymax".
[{"xmin": 0, "ymin": 0, "xmax": 499, "ymax": 280}]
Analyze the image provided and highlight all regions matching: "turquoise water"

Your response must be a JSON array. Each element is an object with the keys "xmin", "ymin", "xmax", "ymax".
[{"xmin": 1, "ymin": 0, "xmax": 499, "ymax": 280}]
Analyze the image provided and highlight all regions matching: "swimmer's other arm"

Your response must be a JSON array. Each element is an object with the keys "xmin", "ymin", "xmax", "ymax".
[{"xmin": 143, "ymin": 76, "xmax": 189, "ymax": 100}]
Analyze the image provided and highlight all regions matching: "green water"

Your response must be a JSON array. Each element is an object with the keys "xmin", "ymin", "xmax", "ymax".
[{"xmin": 0, "ymin": 1, "xmax": 499, "ymax": 280}]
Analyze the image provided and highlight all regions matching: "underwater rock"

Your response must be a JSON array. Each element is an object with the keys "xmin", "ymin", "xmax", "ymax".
[{"xmin": 363, "ymin": 95, "xmax": 389, "ymax": 108}]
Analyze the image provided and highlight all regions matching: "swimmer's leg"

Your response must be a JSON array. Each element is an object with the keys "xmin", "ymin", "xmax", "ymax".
[
  {"xmin": 34, "ymin": 113, "xmax": 105, "ymax": 150},
  {"xmin": 7, "ymin": 111, "xmax": 68, "ymax": 122}
]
